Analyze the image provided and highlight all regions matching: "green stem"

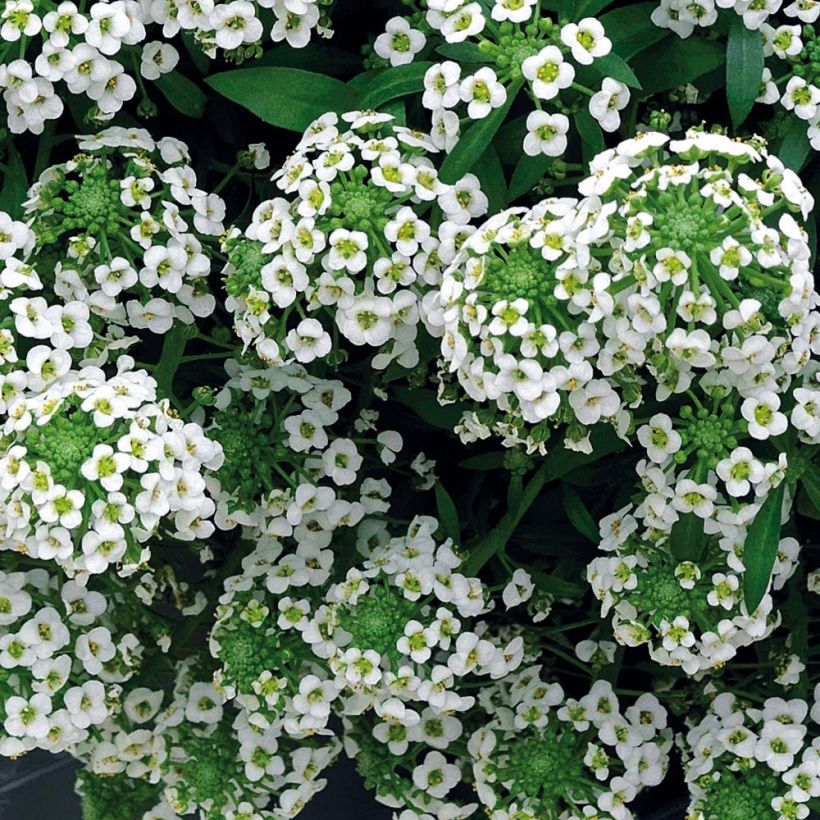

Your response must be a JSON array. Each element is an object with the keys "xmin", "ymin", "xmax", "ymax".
[{"xmin": 463, "ymin": 460, "xmax": 551, "ymax": 575}]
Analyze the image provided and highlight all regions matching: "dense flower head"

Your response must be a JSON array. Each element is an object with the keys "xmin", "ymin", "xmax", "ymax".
[
  {"xmin": 222, "ymin": 110, "xmax": 488, "ymax": 371},
  {"xmin": 0, "ymin": 0, "xmax": 337, "ymax": 133},
  {"xmin": 205, "ymin": 354, "xmax": 403, "ymax": 531},
  {"xmin": 587, "ymin": 469, "xmax": 800, "ymax": 675},
  {"xmin": 682, "ymin": 691, "xmax": 820, "ymax": 820},
  {"xmin": 0, "ymin": 128, "xmax": 224, "ymax": 368},
  {"xmin": 469, "ymin": 668, "xmax": 672, "ymax": 819},
  {"xmin": 0, "ymin": 362, "xmax": 223, "ymax": 577},
  {"xmin": 410, "ymin": 0, "xmax": 629, "ymax": 155},
  {"xmin": 0, "ymin": 557, "xmax": 148, "ymax": 759},
  {"xmin": 73, "ymin": 652, "xmax": 340, "ymax": 819},
  {"xmin": 429, "ymin": 200, "xmax": 629, "ymax": 453}
]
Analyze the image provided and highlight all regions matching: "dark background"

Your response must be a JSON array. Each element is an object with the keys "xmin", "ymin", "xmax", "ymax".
[{"xmin": 0, "ymin": 751, "xmax": 691, "ymax": 820}]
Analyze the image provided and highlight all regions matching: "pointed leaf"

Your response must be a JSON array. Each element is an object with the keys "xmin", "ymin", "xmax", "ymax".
[
  {"xmin": 669, "ymin": 512, "xmax": 709, "ymax": 562},
  {"xmin": 205, "ymin": 68, "xmax": 359, "ymax": 131},
  {"xmin": 439, "ymin": 78, "xmax": 523, "ymax": 184},
  {"xmin": 743, "ymin": 481, "xmax": 786, "ymax": 613},
  {"xmin": 561, "ymin": 485, "xmax": 599, "ymax": 542},
  {"xmin": 726, "ymin": 18, "xmax": 764, "ymax": 127},
  {"xmin": 435, "ymin": 484, "xmax": 461, "ymax": 543}
]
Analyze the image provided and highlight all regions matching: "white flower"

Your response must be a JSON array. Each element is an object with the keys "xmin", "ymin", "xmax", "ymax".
[
  {"xmin": 589, "ymin": 78, "xmax": 630, "ymax": 132},
  {"xmin": 523, "ymin": 110, "xmax": 569, "ymax": 157},
  {"xmin": 560, "ymin": 18, "xmax": 611, "ymax": 65},
  {"xmin": 459, "ymin": 67, "xmax": 507, "ymax": 119},
  {"xmin": 521, "ymin": 45, "xmax": 574, "ymax": 100},
  {"xmin": 502, "ymin": 569, "xmax": 534, "ymax": 608},
  {"xmin": 411, "ymin": 750, "xmax": 460, "ymax": 798},
  {"xmin": 374, "ymin": 17, "xmax": 426, "ymax": 66}
]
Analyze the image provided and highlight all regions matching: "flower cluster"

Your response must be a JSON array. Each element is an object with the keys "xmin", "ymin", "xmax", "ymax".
[
  {"xmin": 0, "ymin": 557, "xmax": 148, "ymax": 759},
  {"xmin": 428, "ymin": 201, "xmax": 628, "ymax": 453},
  {"xmin": 0, "ymin": 0, "xmax": 337, "ymax": 133},
  {"xmin": 682, "ymin": 691, "xmax": 820, "ymax": 820},
  {"xmin": 1, "ymin": 128, "xmax": 224, "ymax": 364},
  {"xmin": 378, "ymin": 0, "xmax": 632, "ymax": 157},
  {"xmin": 222, "ymin": 110, "xmax": 488, "ymax": 371},
  {"xmin": 470, "ymin": 670, "xmax": 672, "ymax": 818},
  {"xmin": 0, "ymin": 363, "xmax": 223, "ymax": 577}
]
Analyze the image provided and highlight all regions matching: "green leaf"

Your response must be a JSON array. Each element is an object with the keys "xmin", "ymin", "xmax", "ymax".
[
  {"xmin": 743, "ymin": 480, "xmax": 786, "ymax": 613},
  {"xmin": 393, "ymin": 386, "xmax": 466, "ymax": 429},
  {"xmin": 459, "ymin": 452, "xmax": 506, "ymax": 470},
  {"xmin": 435, "ymin": 484, "xmax": 461, "ymax": 543},
  {"xmin": 779, "ymin": 117, "xmax": 811, "ymax": 172},
  {"xmin": 599, "ymin": 5, "xmax": 669, "ymax": 59},
  {"xmin": 507, "ymin": 153, "xmax": 551, "ymax": 201},
  {"xmin": 436, "ymin": 42, "xmax": 486, "ymax": 62},
  {"xmin": 542, "ymin": 426, "xmax": 627, "ymax": 483},
  {"xmin": 631, "ymin": 37, "xmax": 725, "ymax": 96},
  {"xmin": 561, "ymin": 485, "xmax": 599, "ymax": 542},
  {"xmin": 799, "ymin": 464, "xmax": 820, "ymax": 518},
  {"xmin": 474, "ymin": 145, "xmax": 508, "ymax": 214},
  {"xmin": 154, "ymin": 71, "xmax": 208, "ymax": 118},
  {"xmin": 575, "ymin": 0, "xmax": 617, "ymax": 17},
  {"xmin": 588, "ymin": 52, "xmax": 642, "ymax": 89},
  {"xmin": 0, "ymin": 143, "xmax": 28, "ymax": 219},
  {"xmin": 205, "ymin": 68, "xmax": 359, "ymax": 131},
  {"xmin": 349, "ymin": 62, "xmax": 434, "ymax": 109},
  {"xmin": 575, "ymin": 108, "xmax": 605, "ymax": 163},
  {"xmin": 668, "ymin": 512, "xmax": 709, "ymax": 562},
  {"xmin": 528, "ymin": 567, "xmax": 584, "ymax": 599},
  {"xmin": 256, "ymin": 43, "xmax": 362, "ymax": 74},
  {"xmin": 439, "ymin": 78, "xmax": 523, "ymax": 184},
  {"xmin": 726, "ymin": 18, "xmax": 764, "ymax": 127}
]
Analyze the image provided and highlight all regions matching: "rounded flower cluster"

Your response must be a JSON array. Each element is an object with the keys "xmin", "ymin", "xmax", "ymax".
[
  {"xmin": 222, "ymin": 110, "xmax": 487, "ymax": 371},
  {"xmin": 1, "ymin": 128, "xmax": 224, "ymax": 363},
  {"xmin": 414, "ymin": 0, "xmax": 630, "ymax": 156},
  {"xmin": 0, "ymin": 558, "xmax": 146, "ymax": 759},
  {"xmin": 77, "ymin": 654, "xmax": 340, "ymax": 819},
  {"xmin": 682, "ymin": 691, "xmax": 820, "ymax": 820},
  {"xmin": 651, "ymin": 0, "xmax": 814, "ymax": 40},
  {"xmin": 429, "ymin": 200, "xmax": 628, "ymax": 453},
  {"xmin": 206, "ymin": 354, "xmax": 403, "ymax": 531},
  {"xmin": 0, "ymin": 0, "xmax": 337, "ymax": 133},
  {"xmin": 587, "ymin": 470, "xmax": 801, "ymax": 674},
  {"xmin": 470, "ymin": 670, "xmax": 672, "ymax": 819},
  {"xmin": 0, "ymin": 363, "xmax": 223, "ymax": 577}
]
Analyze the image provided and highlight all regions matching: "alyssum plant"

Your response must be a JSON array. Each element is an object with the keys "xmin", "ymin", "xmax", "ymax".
[{"xmin": 0, "ymin": 0, "xmax": 819, "ymax": 819}]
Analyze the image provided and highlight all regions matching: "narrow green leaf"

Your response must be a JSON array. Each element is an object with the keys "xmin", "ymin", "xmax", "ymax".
[
  {"xmin": 439, "ymin": 78, "xmax": 523, "ymax": 184},
  {"xmin": 435, "ymin": 484, "xmax": 461, "ymax": 543},
  {"xmin": 205, "ymin": 68, "xmax": 359, "ymax": 131},
  {"xmin": 529, "ymin": 566, "xmax": 584, "ymax": 599},
  {"xmin": 508, "ymin": 153, "xmax": 551, "ymax": 201},
  {"xmin": 436, "ymin": 42, "xmax": 486, "ymax": 62},
  {"xmin": 588, "ymin": 52, "xmax": 642, "ymax": 89},
  {"xmin": 256, "ymin": 43, "xmax": 362, "ymax": 74},
  {"xmin": 799, "ymin": 465, "xmax": 820, "ymax": 518},
  {"xmin": 779, "ymin": 117, "xmax": 812, "ymax": 172},
  {"xmin": 393, "ymin": 386, "xmax": 466, "ymax": 429},
  {"xmin": 575, "ymin": 0, "xmax": 616, "ymax": 17},
  {"xmin": 726, "ymin": 18, "xmax": 764, "ymax": 127},
  {"xmin": 350, "ymin": 62, "xmax": 434, "ymax": 109},
  {"xmin": 0, "ymin": 143, "xmax": 28, "ymax": 219},
  {"xmin": 631, "ymin": 37, "xmax": 725, "ymax": 95},
  {"xmin": 743, "ymin": 481, "xmax": 787, "ymax": 613},
  {"xmin": 154, "ymin": 71, "xmax": 208, "ymax": 118},
  {"xmin": 575, "ymin": 108, "xmax": 605, "ymax": 164},
  {"xmin": 669, "ymin": 512, "xmax": 709, "ymax": 562},
  {"xmin": 599, "ymin": 5, "xmax": 669, "ymax": 59},
  {"xmin": 473, "ymin": 145, "xmax": 508, "ymax": 214},
  {"xmin": 561, "ymin": 485, "xmax": 599, "ymax": 542},
  {"xmin": 459, "ymin": 452, "xmax": 506, "ymax": 470}
]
